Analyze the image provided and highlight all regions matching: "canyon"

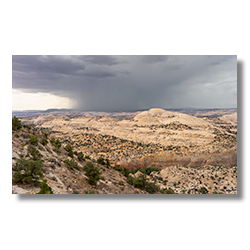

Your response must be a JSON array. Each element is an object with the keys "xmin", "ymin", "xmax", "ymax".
[{"xmin": 12, "ymin": 108, "xmax": 237, "ymax": 194}]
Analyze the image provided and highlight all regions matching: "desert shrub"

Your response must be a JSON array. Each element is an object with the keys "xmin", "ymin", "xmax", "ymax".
[
  {"xmin": 97, "ymin": 157, "xmax": 105, "ymax": 165},
  {"xmin": 145, "ymin": 181, "xmax": 160, "ymax": 194},
  {"xmin": 85, "ymin": 155, "xmax": 91, "ymax": 160},
  {"xmin": 105, "ymin": 158, "xmax": 110, "ymax": 167},
  {"xmin": 126, "ymin": 176, "xmax": 134, "ymax": 185},
  {"xmin": 119, "ymin": 181, "xmax": 124, "ymax": 185},
  {"xmin": 23, "ymin": 124, "xmax": 31, "ymax": 130},
  {"xmin": 160, "ymin": 188, "xmax": 175, "ymax": 194},
  {"xmin": 64, "ymin": 158, "xmax": 80, "ymax": 170},
  {"xmin": 15, "ymin": 134, "xmax": 19, "ymax": 138},
  {"xmin": 54, "ymin": 139, "xmax": 61, "ymax": 149},
  {"xmin": 77, "ymin": 152, "xmax": 84, "ymax": 161},
  {"xmin": 50, "ymin": 138, "xmax": 61, "ymax": 149},
  {"xmin": 64, "ymin": 144, "xmax": 73, "ymax": 157},
  {"xmin": 133, "ymin": 174, "xmax": 147, "ymax": 189},
  {"xmin": 64, "ymin": 144, "xmax": 72, "ymax": 152},
  {"xmin": 199, "ymin": 187, "xmax": 208, "ymax": 194},
  {"xmin": 114, "ymin": 164, "xmax": 122, "ymax": 172},
  {"xmin": 12, "ymin": 158, "xmax": 44, "ymax": 186},
  {"xmin": 157, "ymin": 176, "xmax": 163, "ymax": 181},
  {"xmin": 12, "ymin": 116, "xmax": 22, "ymax": 130},
  {"xmin": 41, "ymin": 138, "xmax": 48, "ymax": 146},
  {"xmin": 50, "ymin": 138, "xmax": 56, "ymax": 144},
  {"xmin": 29, "ymin": 136, "xmax": 38, "ymax": 145},
  {"xmin": 139, "ymin": 167, "xmax": 160, "ymax": 175},
  {"xmin": 37, "ymin": 179, "xmax": 53, "ymax": 194},
  {"xmin": 126, "ymin": 174, "xmax": 159, "ymax": 194},
  {"xmin": 113, "ymin": 165, "xmax": 129, "ymax": 177},
  {"xmin": 122, "ymin": 167, "xmax": 130, "ymax": 177},
  {"xmin": 130, "ymin": 169, "xmax": 139, "ymax": 175},
  {"xmin": 43, "ymin": 132, "xmax": 48, "ymax": 138},
  {"xmin": 27, "ymin": 145, "xmax": 43, "ymax": 161},
  {"xmin": 83, "ymin": 162, "xmax": 102, "ymax": 185},
  {"xmin": 67, "ymin": 150, "xmax": 73, "ymax": 158}
]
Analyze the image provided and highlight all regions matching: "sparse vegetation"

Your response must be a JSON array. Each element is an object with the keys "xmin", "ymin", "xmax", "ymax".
[
  {"xmin": 126, "ymin": 174, "xmax": 160, "ymax": 194},
  {"xmin": 64, "ymin": 144, "xmax": 73, "ymax": 158},
  {"xmin": 97, "ymin": 157, "xmax": 105, "ymax": 165},
  {"xmin": 29, "ymin": 136, "xmax": 38, "ymax": 145},
  {"xmin": 41, "ymin": 138, "xmax": 48, "ymax": 146},
  {"xmin": 37, "ymin": 179, "xmax": 53, "ymax": 194},
  {"xmin": 12, "ymin": 116, "xmax": 22, "ymax": 130},
  {"xmin": 139, "ymin": 167, "xmax": 160, "ymax": 175},
  {"xmin": 83, "ymin": 162, "xmax": 102, "ymax": 185},
  {"xmin": 12, "ymin": 109, "xmax": 237, "ymax": 194},
  {"xmin": 199, "ymin": 187, "xmax": 209, "ymax": 194},
  {"xmin": 77, "ymin": 152, "xmax": 84, "ymax": 161},
  {"xmin": 64, "ymin": 158, "xmax": 80, "ymax": 170},
  {"xmin": 27, "ymin": 145, "xmax": 43, "ymax": 161},
  {"xmin": 23, "ymin": 124, "xmax": 31, "ymax": 130},
  {"xmin": 160, "ymin": 188, "xmax": 175, "ymax": 194},
  {"xmin": 12, "ymin": 158, "xmax": 44, "ymax": 186}
]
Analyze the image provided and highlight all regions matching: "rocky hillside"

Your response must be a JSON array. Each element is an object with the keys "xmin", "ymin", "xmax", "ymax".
[
  {"xmin": 12, "ymin": 114, "xmax": 237, "ymax": 194},
  {"xmin": 20, "ymin": 108, "xmax": 237, "ymax": 170}
]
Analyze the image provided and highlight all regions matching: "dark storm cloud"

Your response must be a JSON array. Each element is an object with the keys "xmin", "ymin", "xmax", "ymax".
[
  {"xmin": 12, "ymin": 55, "xmax": 237, "ymax": 111},
  {"xmin": 13, "ymin": 55, "xmax": 86, "ymax": 75},
  {"xmin": 141, "ymin": 55, "xmax": 171, "ymax": 63},
  {"xmin": 75, "ymin": 55, "xmax": 122, "ymax": 66}
]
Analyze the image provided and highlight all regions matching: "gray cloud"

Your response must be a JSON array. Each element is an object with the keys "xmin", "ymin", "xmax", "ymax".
[
  {"xmin": 141, "ymin": 55, "xmax": 171, "ymax": 64},
  {"xmin": 12, "ymin": 55, "xmax": 237, "ymax": 111},
  {"xmin": 74, "ymin": 55, "xmax": 122, "ymax": 66}
]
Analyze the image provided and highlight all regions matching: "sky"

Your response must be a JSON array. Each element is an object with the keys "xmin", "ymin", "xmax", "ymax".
[{"xmin": 12, "ymin": 55, "xmax": 237, "ymax": 111}]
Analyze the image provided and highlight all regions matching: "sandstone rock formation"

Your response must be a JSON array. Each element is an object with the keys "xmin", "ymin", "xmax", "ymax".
[
  {"xmin": 21, "ymin": 108, "xmax": 237, "ymax": 169},
  {"xmin": 13, "ymin": 108, "xmax": 237, "ymax": 194}
]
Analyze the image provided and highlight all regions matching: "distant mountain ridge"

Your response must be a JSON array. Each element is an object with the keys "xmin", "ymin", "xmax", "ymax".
[{"xmin": 12, "ymin": 108, "xmax": 237, "ymax": 119}]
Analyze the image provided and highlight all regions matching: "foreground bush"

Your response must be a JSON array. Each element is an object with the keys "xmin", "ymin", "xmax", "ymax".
[
  {"xmin": 83, "ymin": 162, "xmax": 102, "ymax": 185},
  {"xmin": 12, "ymin": 116, "xmax": 22, "ymax": 130},
  {"xmin": 77, "ymin": 152, "xmax": 84, "ymax": 161},
  {"xmin": 126, "ymin": 174, "xmax": 160, "ymax": 194},
  {"xmin": 23, "ymin": 124, "xmax": 31, "ymax": 130},
  {"xmin": 37, "ymin": 179, "xmax": 53, "ymax": 194},
  {"xmin": 12, "ymin": 158, "xmax": 44, "ymax": 186},
  {"xmin": 113, "ymin": 165, "xmax": 129, "ymax": 177},
  {"xmin": 97, "ymin": 157, "xmax": 105, "ymax": 165},
  {"xmin": 50, "ymin": 138, "xmax": 61, "ymax": 149},
  {"xmin": 27, "ymin": 145, "xmax": 43, "ymax": 161},
  {"xmin": 64, "ymin": 158, "xmax": 80, "ymax": 170},
  {"xmin": 199, "ymin": 187, "xmax": 208, "ymax": 194},
  {"xmin": 64, "ymin": 144, "xmax": 73, "ymax": 158},
  {"xmin": 160, "ymin": 188, "xmax": 175, "ymax": 194},
  {"xmin": 139, "ymin": 167, "xmax": 160, "ymax": 175},
  {"xmin": 29, "ymin": 136, "xmax": 38, "ymax": 145},
  {"xmin": 41, "ymin": 138, "xmax": 48, "ymax": 146},
  {"xmin": 54, "ymin": 139, "xmax": 61, "ymax": 149}
]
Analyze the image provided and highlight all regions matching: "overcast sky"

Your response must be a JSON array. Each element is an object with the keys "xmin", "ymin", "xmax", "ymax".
[{"xmin": 12, "ymin": 55, "xmax": 237, "ymax": 111}]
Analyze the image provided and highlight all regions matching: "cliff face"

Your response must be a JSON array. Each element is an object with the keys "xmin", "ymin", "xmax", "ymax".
[{"xmin": 119, "ymin": 149, "xmax": 237, "ymax": 170}]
